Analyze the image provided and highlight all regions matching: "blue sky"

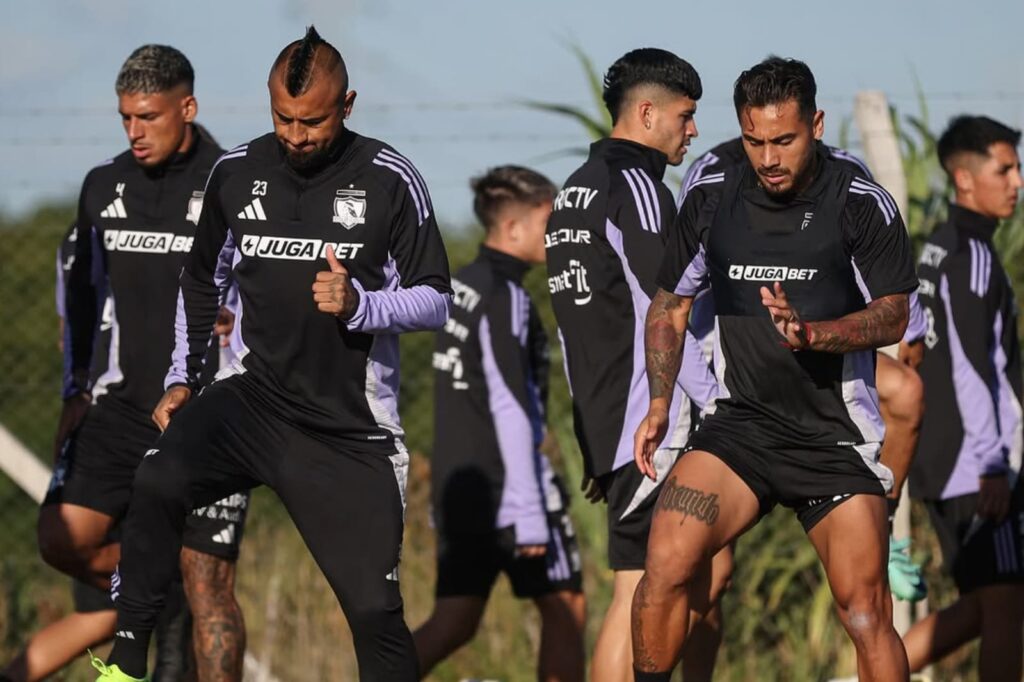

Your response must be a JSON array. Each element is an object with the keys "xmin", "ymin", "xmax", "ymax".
[{"xmin": 2, "ymin": 0, "xmax": 1022, "ymax": 227}]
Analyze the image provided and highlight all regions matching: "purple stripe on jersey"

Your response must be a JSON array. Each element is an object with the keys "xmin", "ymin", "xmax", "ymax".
[
  {"xmin": 557, "ymin": 328, "xmax": 573, "ymax": 397},
  {"xmin": 345, "ymin": 280, "xmax": 451, "ymax": 333},
  {"xmin": 993, "ymin": 310, "xmax": 1023, "ymax": 481},
  {"xmin": 673, "ymin": 244, "xmax": 709, "ymax": 297},
  {"xmin": 628, "ymin": 168, "xmax": 658, "ymax": 233},
  {"xmin": 680, "ymin": 329, "xmax": 718, "ymax": 412},
  {"xmin": 904, "ymin": 290, "xmax": 927, "ymax": 343},
  {"xmin": 606, "ymin": 219, "xmax": 686, "ymax": 466},
  {"xmin": 634, "ymin": 168, "xmax": 662, "ymax": 232},
  {"xmin": 479, "ymin": 315, "xmax": 548, "ymax": 545},
  {"xmin": 55, "ymin": 247, "xmax": 65, "ymax": 318},
  {"xmin": 164, "ymin": 289, "xmax": 191, "ymax": 389},
  {"xmin": 213, "ymin": 230, "xmax": 237, "ymax": 291},
  {"xmin": 677, "ymin": 151, "xmax": 720, "ymax": 208},
  {"xmin": 939, "ymin": 274, "xmax": 1006, "ymax": 498},
  {"xmin": 225, "ymin": 249, "xmax": 248, "ymax": 361},
  {"xmin": 364, "ymin": 335, "xmax": 404, "ymax": 437},
  {"xmin": 841, "ymin": 349, "xmax": 892, "ymax": 490},
  {"xmin": 620, "ymin": 169, "xmax": 651, "ymax": 232},
  {"xmin": 91, "ymin": 297, "xmax": 122, "ymax": 400}
]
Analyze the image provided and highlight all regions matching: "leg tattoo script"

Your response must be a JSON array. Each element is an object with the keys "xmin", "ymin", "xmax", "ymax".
[{"xmin": 658, "ymin": 478, "xmax": 720, "ymax": 526}]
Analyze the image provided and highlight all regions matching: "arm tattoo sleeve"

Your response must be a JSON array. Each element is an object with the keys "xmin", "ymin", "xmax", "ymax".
[
  {"xmin": 805, "ymin": 294, "xmax": 908, "ymax": 354},
  {"xmin": 646, "ymin": 289, "xmax": 689, "ymax": 402}
]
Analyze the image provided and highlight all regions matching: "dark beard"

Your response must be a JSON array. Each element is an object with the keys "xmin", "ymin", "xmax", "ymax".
[{"xmin": 284, "ymin": 144, "xmax": 333, "ymax": 174}]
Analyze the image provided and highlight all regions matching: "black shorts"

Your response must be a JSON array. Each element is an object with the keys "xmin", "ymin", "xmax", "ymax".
[
  {"xmin": 688, "ymin": 417, "xmax": 890, "ymax": 532},
  {"xmin": 436, "ymin": 475, "xmax": 582, "ymax": 599},
  {"xmin": 599, "ymin": 448, "xmax": 681, "ymax": 571},
  {"xmin": 43, "ymin": 400, "xmax": 249, "ymax": 561},
  {"xmin": 73, "ymin": 578, "xmax": 115, "ymax": 613},
  {"xmin": 925, "ymin": 485, "xmax": 1024, "ymax": 593}
]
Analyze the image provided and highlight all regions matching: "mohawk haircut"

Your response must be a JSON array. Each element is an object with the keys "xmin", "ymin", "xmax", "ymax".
[
  {"xmin": 733, "ymin": 56, "xmax": 817, "ymax": 121},
  {"xmin": 115, "ymin": 44, "xmax": 194, "ymax": 95},
  {"xmin": 471, "ymin": 166, "xmax": 555, "ymax": 231},
  {"xmin": 937, "ymin": 115, "xmax": 1022, "ymax": 174},
  {"xmin": 272, "ymin": 25, "xmax": 347, "ymax": 97}
]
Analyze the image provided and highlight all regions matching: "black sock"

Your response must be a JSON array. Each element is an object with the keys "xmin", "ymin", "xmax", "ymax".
[
  {"xmin": 107, "ymin": 629, "xmax": 152, "ymax": 679},
  {"xmin": 634, "ymin": 669, "xmax": 673, "ymax": 682}
]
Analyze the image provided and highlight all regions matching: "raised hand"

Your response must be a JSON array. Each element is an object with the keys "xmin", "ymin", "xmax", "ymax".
[
  {"xmin": 760, "ymin": 281, "xmax": 810, "ymax": 350},
  {"xmin": 312, "ymin": 245, "xmax": 360, "ymax": 320}
]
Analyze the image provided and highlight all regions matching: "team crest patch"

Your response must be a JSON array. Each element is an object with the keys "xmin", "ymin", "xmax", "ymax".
[
  {"xmin": 333, "ymin": 189, "xmax": 367, "ymax": 229},
  {"xmin": 186, "ymin": 191, "xmax": 204, "ymax": 225}
]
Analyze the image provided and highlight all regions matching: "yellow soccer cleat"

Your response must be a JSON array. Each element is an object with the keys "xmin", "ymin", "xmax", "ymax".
[{"xmin": 89, "ymin": 651, "xmax": 149, "ymax": 682}]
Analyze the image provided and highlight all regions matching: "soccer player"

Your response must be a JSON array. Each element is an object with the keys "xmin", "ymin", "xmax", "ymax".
[
  {"xmin": 47, "ymin": 46, "xmax": 249, "ymax": 681},
  {"xmin": 414, "ymin": 166, "xmax": 586, "ymax": 681},
  {"xmin": 546, "ymin": 49, "xmax": 725, "ymax": 681},
  {"xmin": 91, "ymin": 26, "xmax": 452, "ymax": 682},
  {"xmin": 679, "ymin": 138, "xmax": 929, "ymax": 598},
  {"xmin": 903, "ymin": 115, "xmax": 1024, "ymax": 682},
  {"xmin": 632, "ymin": 57, "xmax": 917, "ymax": 681}
]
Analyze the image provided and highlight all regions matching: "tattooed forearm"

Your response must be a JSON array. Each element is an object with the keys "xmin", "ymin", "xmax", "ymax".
[
  {"xmin": 657, "ymin": 477, "xmax": 721, "ymax": 526},
  {"xmin": 645, "ymin": 289, "xmax": 691, "ymax": 402},
  {"xmin": 805, "ymin": 294, "xmax": 908, "ymax": 354}
]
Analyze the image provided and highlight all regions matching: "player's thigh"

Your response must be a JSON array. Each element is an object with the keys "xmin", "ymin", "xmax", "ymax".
[
  {"xmin": 645, "ymin": 450, "xmax": 760, "ymax": 575},
  {"xmin": 807, "ymin": 494, "xmax": 889, "ymax": 604},
  {"xmin": 38, "ymin": 503, "xmax": 116, "ymax": 555},
  {"xmin": 275, "ymin": 437, "xmax": 407, "ymax": 604}
]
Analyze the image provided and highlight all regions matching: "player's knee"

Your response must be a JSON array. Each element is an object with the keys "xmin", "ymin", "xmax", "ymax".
[
  {"xmin": 835, "ymin": 586, "xmax": 890, "ymax": 643},
  {"xmin": 644, "ymin": 543, "xmax": 704, "ymax": 593},
  {"xmin": 37, "ymin": 509, "xmax": 86, "ymax": 573},
  {"xmin": 346, "ymin": 598, "xmax": 408, "ymax": 647},
  {"xmin": 132, "ymin": 451, "xmax": 189, "ymax": 508},
  {"xmin": 886, "ymin": 367, "xmax": 924, "ymax": 426}
]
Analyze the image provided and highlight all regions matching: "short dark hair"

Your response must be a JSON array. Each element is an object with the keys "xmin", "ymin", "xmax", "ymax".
[
  {"xmin": 602, "ymin": 48, "xmax": 702, "ymax": 124},
  {"xmin": 471, "ymin": 166, "xmax": 555, "ymax": 230},
  {"xmin": 937, "ymin": 115, "xmax": 1022, "ymax": 174},
  {"xmin": 115, "ymin": 45, "xmax": 194, "ymax": 95},
  {"xmin": 271, "ymin": 25, "xmax": 347, "ymax": 97},
  {"xmin": 733, "ymin": 56, "xmax": 817, "ymax": 121}
]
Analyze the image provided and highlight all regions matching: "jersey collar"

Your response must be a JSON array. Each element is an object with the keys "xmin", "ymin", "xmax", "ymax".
[
  {"xmin": 591, "ymin": 138, "xmax": 668, "ymax": 180},
  {"xmin": 477, "ymin": 245, "xmax": 531, "ymax": 283},
  {"xmin": 948, "ymin": 203, "xmax": 999, "ymax": 239}
]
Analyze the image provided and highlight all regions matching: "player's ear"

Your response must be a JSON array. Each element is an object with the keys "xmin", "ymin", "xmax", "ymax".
[
  {"xmin": 342, "ymin": 90, "xmax": 357, "ymax": 120},
  {"xmin": 181, "ymin": 94, "xmax": 197, "ymax": 124},
  {"xmin": 811, "ymin": 110, "xmax": 824, "ymax": 140}
]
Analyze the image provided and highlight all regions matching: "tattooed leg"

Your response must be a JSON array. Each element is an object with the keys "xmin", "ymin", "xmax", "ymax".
[
  {"xmin": 180, "ymin": 547, "xmax": 245, "ymax": 682},
  {"xmin": 631, "ymin": 451, "xmax": 759, "ymax": 674}
]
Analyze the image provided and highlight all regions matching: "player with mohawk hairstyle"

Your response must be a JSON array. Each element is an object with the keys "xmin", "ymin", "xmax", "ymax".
[{"xmin": 92, "ymin": 25, "xmax": 452, "ymax": 682}]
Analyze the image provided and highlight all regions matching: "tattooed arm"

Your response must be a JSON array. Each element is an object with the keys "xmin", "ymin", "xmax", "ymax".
[
  {"xmin": 760, "ymin": 282, "xmax": 909, "ymax": 353},
  {"xmin": 634, "ymin": 288, "xmax": 693, "ymax": 479}
]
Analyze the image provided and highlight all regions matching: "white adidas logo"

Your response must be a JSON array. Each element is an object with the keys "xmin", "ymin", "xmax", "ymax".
[
  {"xmin": 212, "ymin": 523, "xmax": 236, "ymax": 544},
  {"xmin": 385, "ymin": 566, "xmax": 400, "ymax": 582},
  {"xmin": 100, "ymin": 197, "xmax": 127, "ymax": 219},
  {"xmin": 237, "ymin": 198, "xmax": 267, "ymax": 221},
  {"xmin": 115, "ymin": 630, "xmax": 135, "ymax": 640}
]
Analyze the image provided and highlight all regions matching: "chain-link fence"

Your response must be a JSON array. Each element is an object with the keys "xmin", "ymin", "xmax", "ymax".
[{"xmin": 5, "ymin": 123, "xmax": 1020, "ymax": 677}]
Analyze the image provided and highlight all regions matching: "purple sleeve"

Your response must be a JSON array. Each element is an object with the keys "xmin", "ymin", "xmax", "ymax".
[
  {"xmin": 55, "ymin": 247, "xmax": 65, "ymax": 318},
  {"xmin": 903, "ymin": 290, "xmax": 926, "ymax": 343},
  {"xmin": 345, "ymin": 278, "xmax": 451, "ymax": 333},
  {"xmin": 478, "ymin": 288, "xmax": 548, "ymax": 546},
  {"xmin": 679, "ymin": 329, "xmax": 718, "ymax": 411}
]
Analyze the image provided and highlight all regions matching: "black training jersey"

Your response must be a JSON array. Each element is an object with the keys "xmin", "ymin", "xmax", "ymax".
[
  {"xmin": 678, "ymin": 138, "xmax": 926, "ymax": 349},
  {"xmin": 911, "ymin": 204, "xmax": 1022, "ymax": 500},
  {"xmin": 169, "ymin": 130, "xmax": 452, "ymax": 451},
  {"xmin": 432, "ymin": 246, "xmax": 552, "ymax": 542},
  {"xmin": 64, "ymin": 131, "xmax": 223, "ymax": 421},
  {"xmin": 659, "ymin": 149, "xmax": 918, "ymax": 470},
  {"xmin": 546, "ymin": 138, "xmax": 699, "ymax": 478}
]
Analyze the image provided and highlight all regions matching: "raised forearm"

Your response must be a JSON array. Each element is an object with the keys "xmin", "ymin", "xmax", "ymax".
[
  {"xmin": 645, "ymin": 289, "xmax": 692, "ymax": 403},
  {"xmin": 805, "ymin": 294, "xmax": 908, "ymax": 353}
]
